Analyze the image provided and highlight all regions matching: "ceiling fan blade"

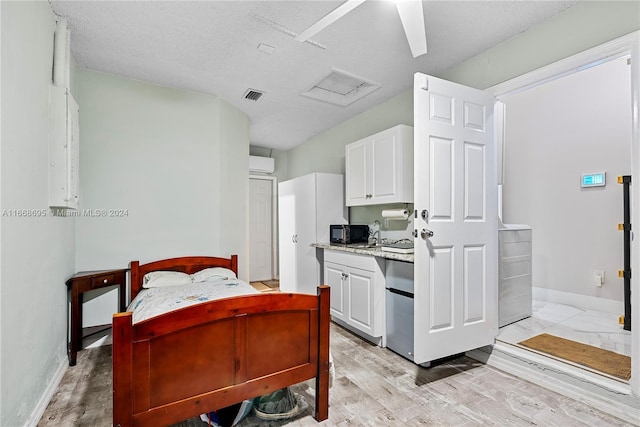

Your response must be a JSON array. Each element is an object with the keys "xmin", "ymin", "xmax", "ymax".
[
  {"xmin": 396, "ymin": 0, "xmax": 427, "ymax": 58},
  {"xmin": 296, "ymin": 0, "xmax": 366, "ymax": 43}
]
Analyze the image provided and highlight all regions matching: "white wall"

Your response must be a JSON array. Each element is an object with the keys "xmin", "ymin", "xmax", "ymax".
[
  {"xmin": 218, "ymin": 100, "xmax": 251, "ymax": 280},
  {"xmin": 286, "ymin": 90, "xmax": 413, "ymax": 179},
  {"xmin": 442, "ymin": 1, "xmax": 640, "ymax": 90},
  {"xmin": 286, "ymin": 2, "xmax": 639, "ymax": 182},
  {"xmin": 75, "ymin": 69, "xmax": 249, "ymax": 325},
  {"xmin": 1, "ymin": 2, "xmax": 76, "ymax": 425},
  {"xmin": 284, "ymin": 2, "xmax": 639, "ymax": 237},
  {"xmin": 502, "ymin": 56, "xmax": 631, "ymax": 302}
]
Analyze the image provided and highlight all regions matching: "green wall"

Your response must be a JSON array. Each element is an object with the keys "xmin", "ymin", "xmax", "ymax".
[
  {"xmin": 75, "ymin": 68, "xmax": 250, "ymax": 291},
  {"xmin": 1, "ymin": 2, "xmax": 76, "ymax": 425},
  {"xmin": 287, "ymin": 90, "xmax": 413, "ymax": 179}
]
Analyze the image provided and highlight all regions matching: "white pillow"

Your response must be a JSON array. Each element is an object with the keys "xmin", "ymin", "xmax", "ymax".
[
  {"xmin": 142, "ymin": 271, "xmax": 193, "ymax": 288},
  {"xmin": 191, "ymin": 267, "xmax": 237, "ymax": 283}
]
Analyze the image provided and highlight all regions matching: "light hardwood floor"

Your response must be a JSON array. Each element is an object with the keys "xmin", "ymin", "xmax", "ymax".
[{"xmin": 38, "ymin": 321, "xmax": 630, "ymax": 427}]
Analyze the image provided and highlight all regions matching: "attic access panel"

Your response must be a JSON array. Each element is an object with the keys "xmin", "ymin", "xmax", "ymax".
[{"xmin": 300, "ymin": 68, "xmax": 381, "ymax": 107}]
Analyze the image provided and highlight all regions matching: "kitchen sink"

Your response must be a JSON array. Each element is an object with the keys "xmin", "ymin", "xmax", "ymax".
[{"xmin": 349, "ymin": 243, "xmax": 381, "ymax": 249}]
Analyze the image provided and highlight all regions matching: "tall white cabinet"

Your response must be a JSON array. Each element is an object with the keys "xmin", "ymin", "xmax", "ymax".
[{"xmin": 278, "ymin": 173, "xmax": 347, "ymax": 294}]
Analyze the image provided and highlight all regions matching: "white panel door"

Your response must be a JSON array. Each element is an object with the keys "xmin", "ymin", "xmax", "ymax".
[
  {"xmin": 278, "ymin": 182, "xmax": 297, "ymax": 293},
  {"xmin": 413, "ymin": 73, "xmax": 498, "ymax": 364},
  {"xmin": 294, "ymin": 174, "xmax": 320, "ymax": 295},
  {"xmin": 249, "ymin": 178, "xmax": 273, "ymax": 281}
]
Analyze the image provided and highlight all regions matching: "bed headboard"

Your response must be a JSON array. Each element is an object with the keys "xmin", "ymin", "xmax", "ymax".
[{"xmin": 129, "ymin": 255, "xmax": 238, "ymax": 300}]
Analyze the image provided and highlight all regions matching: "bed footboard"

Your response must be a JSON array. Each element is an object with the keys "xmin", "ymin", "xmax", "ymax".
[{"xmin": 113, "ymin": 285, "xmax": 330, "ymax": 427}]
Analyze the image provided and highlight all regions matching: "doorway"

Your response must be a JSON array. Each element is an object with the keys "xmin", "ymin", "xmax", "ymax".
[
  {"xmin": 490, "ymin": 38, "xmax": 636, "ymax": 387},
  {"xmin": 249, "ymin": 176, "xmax": 277, "ymax": 282}
]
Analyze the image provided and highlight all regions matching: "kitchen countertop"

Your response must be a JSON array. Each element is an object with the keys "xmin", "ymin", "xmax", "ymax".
[{"xmin": 312, "ymin": 242, "xmax": 414, "ymax": 263}]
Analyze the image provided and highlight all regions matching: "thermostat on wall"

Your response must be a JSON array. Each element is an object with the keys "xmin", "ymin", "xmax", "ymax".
[{"xmin": 581, "ymin": 172, "xmax": 606, "ymax": 188}]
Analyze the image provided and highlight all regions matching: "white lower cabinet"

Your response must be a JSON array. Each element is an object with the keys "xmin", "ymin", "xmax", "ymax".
[
  {"xmin": 324, "ymin": 250, "xmax": 385, "ymax": 344},
  {"xmin": 499, "ymin": 225, "xmax": 533, "ymax": 327}
]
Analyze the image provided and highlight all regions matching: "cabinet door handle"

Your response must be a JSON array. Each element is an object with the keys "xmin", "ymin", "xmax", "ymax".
[{"xmin": 103, "ymin": 279, "xmax": 108, "ymax": 284}]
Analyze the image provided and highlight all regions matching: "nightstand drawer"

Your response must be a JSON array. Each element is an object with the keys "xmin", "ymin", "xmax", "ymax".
[
  {"xmin": 66, "ymin": 268, "xmax": 128, "ymax": 366},
  {"xmin": 91, "ymin": 274, "xmax": 116, "ymax": 289}
]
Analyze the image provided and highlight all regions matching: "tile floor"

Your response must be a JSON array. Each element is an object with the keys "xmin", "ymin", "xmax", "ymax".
[{"xmin": 497, "ymin": 300, "xmax": 632, "ymax": 358}]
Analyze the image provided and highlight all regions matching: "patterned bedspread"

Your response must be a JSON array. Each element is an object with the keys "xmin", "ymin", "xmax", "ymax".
[{"xmin": 128, "ymin": 278, "xmax": 258, "ymax": 324}]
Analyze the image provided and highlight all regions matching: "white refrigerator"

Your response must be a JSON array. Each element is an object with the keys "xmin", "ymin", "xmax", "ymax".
[{"xmin": 278, "ymin": 173, "xmax": 347, "ymax": 294}]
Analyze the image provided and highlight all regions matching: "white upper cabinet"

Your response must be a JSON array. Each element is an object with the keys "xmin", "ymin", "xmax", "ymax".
[{"xmin": 345, "ymin": 124, "xmax": 414, "ymax": 206}]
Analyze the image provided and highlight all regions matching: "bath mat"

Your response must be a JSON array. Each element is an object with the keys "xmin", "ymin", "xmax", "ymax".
[{"xmin": 518, "ymin": 333, "xmax": 630, "ymax": 380}]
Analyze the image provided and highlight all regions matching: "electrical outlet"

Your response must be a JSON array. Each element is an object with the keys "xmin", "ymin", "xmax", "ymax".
[{"xmin": 593, "ymin": 270, "xmax": 604, "ymax": 287}]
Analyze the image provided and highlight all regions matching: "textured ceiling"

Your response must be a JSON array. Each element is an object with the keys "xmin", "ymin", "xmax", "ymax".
[{"xmin": 50, "ymin": 1, "xmax": 579, "ymax": 151}]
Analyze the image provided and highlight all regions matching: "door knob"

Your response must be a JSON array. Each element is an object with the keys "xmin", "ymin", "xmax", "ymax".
[{"xmin": 420, "ymin": 228, "xmax": 434, "ymax": 239}]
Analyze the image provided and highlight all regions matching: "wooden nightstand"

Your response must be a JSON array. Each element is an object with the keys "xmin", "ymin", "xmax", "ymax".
[{"xmin": 66, "ymin": 269, "xmax": 128, "ymax": 366}]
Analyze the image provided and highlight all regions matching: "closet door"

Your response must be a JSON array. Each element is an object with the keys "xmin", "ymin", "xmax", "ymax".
[
  {"xmin": 249, "ymin": 178, "xmax": 273, "ymax": 282},
  {"xmin": 293, "ymin": 174, "xmax": 319, "ymax": 295},
  {"xmin": 278, "ymin": 179, "xmax": 298, "ymax": 293}
]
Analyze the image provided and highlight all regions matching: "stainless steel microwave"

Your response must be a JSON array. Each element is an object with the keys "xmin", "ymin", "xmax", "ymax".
[{"xmin": 330, "ymin": 224, "xmax": 369, "ymax": 244}]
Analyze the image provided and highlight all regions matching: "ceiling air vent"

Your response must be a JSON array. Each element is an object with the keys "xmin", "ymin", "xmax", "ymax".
[
  {"xmin": 300, "ymin": 68, "xmax": 381, "ymax": 107},
  {"xmin": 243, "ymin": 89, "xmax": 264, "ymax": 101}
]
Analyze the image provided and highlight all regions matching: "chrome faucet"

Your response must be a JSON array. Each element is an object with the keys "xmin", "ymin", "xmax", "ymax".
[{"xmin": 369, "ymin": 220, "xmax": 380, "ymax": 245}]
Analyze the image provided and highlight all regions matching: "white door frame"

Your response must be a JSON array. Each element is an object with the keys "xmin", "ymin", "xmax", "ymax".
[
  {"xmin": 487, "ymin": 30, "xmax": 640, "ymax": 395},
  {"xmin": 249, "ymin": 175, "xmax": 278, "ymax": 280}
]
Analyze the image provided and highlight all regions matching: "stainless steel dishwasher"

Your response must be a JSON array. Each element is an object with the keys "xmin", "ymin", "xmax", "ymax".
[{"xmin": 385, "ymin": 260, "xmax": 414, "ymax": 361}]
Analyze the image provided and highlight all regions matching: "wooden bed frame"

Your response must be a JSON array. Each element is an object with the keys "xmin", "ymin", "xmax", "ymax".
[{"xmin": 112, "ymin": 255, "xmax": 330, "ymax": 427}]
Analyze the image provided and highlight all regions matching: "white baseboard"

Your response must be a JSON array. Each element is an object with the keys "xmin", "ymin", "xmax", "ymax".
[
  {"xmin": 533, "ymin": 286, "xmax": 624, "ymax": 314},
  {"xmin": 24, "ymin": 354, "xmax": 68, "ymax": 427}
]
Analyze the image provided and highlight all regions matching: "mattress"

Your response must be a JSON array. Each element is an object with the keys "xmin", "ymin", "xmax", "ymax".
[{"xmin": 128, "ymin": 278, "xmax": 258, "ymax": 324}]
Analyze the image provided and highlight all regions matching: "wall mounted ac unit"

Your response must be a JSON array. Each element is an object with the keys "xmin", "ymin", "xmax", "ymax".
[{"xmin": 249, "ymin": 155, "xmax": 275, "ymax": 174}]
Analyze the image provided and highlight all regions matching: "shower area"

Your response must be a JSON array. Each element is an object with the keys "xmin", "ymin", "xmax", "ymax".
[{"xmin": 495, "ymin": 55, "xmax": 632, "ymax": 381}]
